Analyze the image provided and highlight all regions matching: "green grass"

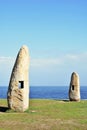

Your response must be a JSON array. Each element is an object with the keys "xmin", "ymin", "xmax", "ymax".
[{"xmin": 0, "ymin": 99, "xmax": 87, "ymax": 130}]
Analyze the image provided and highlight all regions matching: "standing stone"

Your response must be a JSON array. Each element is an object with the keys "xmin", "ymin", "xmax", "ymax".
[
  {"xmin": 69, "ymin": 72, "xmax": 80, "ymax": 101},
  {"xmin": 7, "ymin": 45, "xmax": 29, "ymax": 112}
]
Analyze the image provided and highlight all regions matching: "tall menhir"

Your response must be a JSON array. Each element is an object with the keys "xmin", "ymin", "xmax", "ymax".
[
  {"xmin": 69, "ymin": 72, "xmax": 80, "ymax": 101},
  {"xmin": 7, "ymin": 45, "xmax": 30, "ymax": 112}
]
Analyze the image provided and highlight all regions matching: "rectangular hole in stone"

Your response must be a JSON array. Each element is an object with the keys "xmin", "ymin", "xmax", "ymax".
[
  {"xmin": 18, "ymin": 81, "xmax": 24, "ymax": 89},
  {"xmin": 72, "ymin": 85, "xmax": 74, "ymax": 90}
]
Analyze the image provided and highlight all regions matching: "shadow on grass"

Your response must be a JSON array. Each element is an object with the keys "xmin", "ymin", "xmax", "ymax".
[
  {"xmin": 54, "ymin": 99, "xmax": 70, "ymax": 102},
  {"xmin": 62, "ymin": 100, "xmax": 69, "ymax": 102},
  {"xmin": 0, "ymin": 106, "xmax": 9, "ymax": 112}
]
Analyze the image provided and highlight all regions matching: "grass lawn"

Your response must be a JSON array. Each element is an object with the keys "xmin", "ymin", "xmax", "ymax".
[{"xmin": 0, "ymin": 99, "xmax": 87, "ymax": 130}]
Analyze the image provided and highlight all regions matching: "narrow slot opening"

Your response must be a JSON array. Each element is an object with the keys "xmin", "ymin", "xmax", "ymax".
[
  {"xmin": 18, "ymin": 81, "xmax": 24, "ymax": 89},
  {"xmin": 72, "ymin": 85, "xmax": 74, "ymax": 90}
]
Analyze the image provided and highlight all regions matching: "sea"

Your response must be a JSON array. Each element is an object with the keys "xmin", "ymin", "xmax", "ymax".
[{"xmin": 0, "ymin": 86, "xmax": 87, "ymax": 100}]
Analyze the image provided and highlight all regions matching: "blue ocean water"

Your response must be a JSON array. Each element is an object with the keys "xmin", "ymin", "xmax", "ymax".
[{"xmin": 0, "ymin": 86, "xmax": 87, "ymax": 100}]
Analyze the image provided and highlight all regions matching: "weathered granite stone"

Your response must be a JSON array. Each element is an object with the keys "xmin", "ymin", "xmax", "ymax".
[
  {"xmin": 7, "ymin": 45, "xmax": 29, "ymax": 112},
  {"xmin": 69, "ymin": 72, "xmax": 80, "ymax": 101}
]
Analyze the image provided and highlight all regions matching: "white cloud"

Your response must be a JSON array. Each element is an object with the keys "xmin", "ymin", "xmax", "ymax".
[
  {"xmin": 30, "ymin": 58, "xmax": 62, "ymax": 67},
  {"xmin": 30, "ymin": 52, "xmax": 87, "ymax": 85},
  {"xmin": 0, "ymin": 57, "xmax": 15, "ymax": 86},
  {"xmin": 0, "ymin": 56, "xmax": 15, "ymax": 63},
  {"xmin": 65, "ymin": 54, "xmax": 78, "ymax": 60},
  {"xmin": 30, "ymin": 52, "xmax": 87, "ymax": 68},
  {"xmin": 65, "ymin": 53, "xmax": 87, "ymax": 61},
  {"xmin": 0, "ymin": 52, "xmax": 87, "ymax": 86},
  {"xmin": 1, "ymin": 52, "xmax": 87, "ymax": 70}
]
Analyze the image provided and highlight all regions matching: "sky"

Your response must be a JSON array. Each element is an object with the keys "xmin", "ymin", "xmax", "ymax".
[{"xmin": 0, "ymin": 0, "xmax": 87, "ymax": 86}]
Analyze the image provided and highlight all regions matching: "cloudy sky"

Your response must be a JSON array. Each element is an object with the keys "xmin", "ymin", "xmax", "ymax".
[{"xmin": 0, "ymin": 0, "xmax": 87, "ymax": 86}]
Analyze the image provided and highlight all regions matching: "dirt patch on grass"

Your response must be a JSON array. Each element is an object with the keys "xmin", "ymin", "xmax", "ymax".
[{"xmin": 0, "ymin": 118, "xmax": 85, "ymax": 130}]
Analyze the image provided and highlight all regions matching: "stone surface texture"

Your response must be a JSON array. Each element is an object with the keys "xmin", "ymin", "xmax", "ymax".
[
  {"xmin": 7, "ymin": 45, "xmax": 29, "ymax": 112},
  {"xmin": 69, "ymin": 72, "xmax": 80, "ymax": 101}
]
